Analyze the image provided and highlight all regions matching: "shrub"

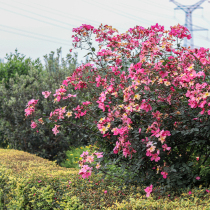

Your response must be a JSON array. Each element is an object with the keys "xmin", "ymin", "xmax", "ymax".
[
  {"xmin": 0, "ymin": 49, "xmax": 43, "ymax": 88},
  {"xmin": 0, "ymin": 149, "xmax": 210, "ymax": 209},
  {"xmin": 27, "ymin": 23, "xmax": 210, "ymax": 194},
  {"xmin": 0, "ymin": 49, "xmax": 43, "ymax": 148},
  {"xmin": 0, "ymin": 49, "xmax": 94, "ymax": 164}
]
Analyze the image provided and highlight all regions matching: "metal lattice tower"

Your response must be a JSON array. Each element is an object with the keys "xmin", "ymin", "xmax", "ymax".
[{"xmin": 170, "ymin": 0, "xmax": 209, "ymax": 48}]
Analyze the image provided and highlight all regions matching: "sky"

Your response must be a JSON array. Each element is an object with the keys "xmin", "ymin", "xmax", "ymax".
[{"xmin": 0, "ymin": 0, "xmax": 210, "ymax": 65}]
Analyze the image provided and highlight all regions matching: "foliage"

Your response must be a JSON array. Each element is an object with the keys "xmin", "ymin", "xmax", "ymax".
[
  {"xmin": 43, "ymin": 47, "xmax": 79, "ymax": 74},
  {"xmin": 60, "ymin": 145, "xmax": 95, "ymax": 169},
  {"xmin": 0, "ymin": 49, "xmax": 93, "ymax": 164},
  {"xmin": 0, "ymin": 49, "xmax": 43, "ymax": 88},
  {"xmin": 0, "ymin": 49, "xmax": 43, "ymax": 148},
  {"xmin": 0, "ymin": 149, "xmax": 210, "ymax": 209}
]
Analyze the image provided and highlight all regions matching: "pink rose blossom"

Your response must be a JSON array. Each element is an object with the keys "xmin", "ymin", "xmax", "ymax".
[
  {"xmin": 144, "ymin": 184, "xmax": 153, "ymax": 197},
  {"xmin": 80, "ymin": 151, "xmax": 89, "ymax": 157},
  {"xmin": 31, "ymin": 121, "xmax": 37, "ymax": 129},
  {"xmin": 94, "ymin": 152, "xmax": 103, "ymax": 158},
  {"xmin": 96, "ymin": 162, "xmax": 101, "ymax": 169},
  {"xmin": 161, "ymin": 171, "xmax": 168, "ymax": 179},
  {"xmin": 86, "ymin": 155, "xmax": 94, "ymax": 163},
  {"xmin": 42, "ymin": 91, "xmax": 51, "ymax": 98}
]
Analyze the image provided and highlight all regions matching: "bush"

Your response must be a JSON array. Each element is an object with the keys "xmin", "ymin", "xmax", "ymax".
[
  {"xmin": 0, "ymin": 49, "xmax": 43, "ymax": 88},
  {"xmin": 0, "ymin": 49, "xmax": 94, "ymax": 164},
  {"xmin": 0, "ymin": 149, "xmax": 84, "ymax": 209},
  {"xmin": 0, "ymin": 49, "xmax": 43, "ymax": 148},
  {"xmin": 0, "ymin": 149, "xmax": 210, "ymax": 209},
  {"xmin": 27, "ymin": 24, "xmax": 210, "ymax": 194}
]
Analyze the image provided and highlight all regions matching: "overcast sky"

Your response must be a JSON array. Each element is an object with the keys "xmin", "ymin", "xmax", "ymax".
[{"xmin": 0, "ymin": 0, "xmax": 210, "ymax": 65}]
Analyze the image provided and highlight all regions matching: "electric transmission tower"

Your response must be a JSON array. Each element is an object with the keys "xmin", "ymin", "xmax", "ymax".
[{"xmin": 170, "ymin": 0, "xmax": 209, "ymax": 48}]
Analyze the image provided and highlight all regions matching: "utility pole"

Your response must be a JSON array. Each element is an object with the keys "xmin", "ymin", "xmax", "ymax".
[{"xmin": 170, "ymin": 0, "xmax": 209, "ymax": 48}]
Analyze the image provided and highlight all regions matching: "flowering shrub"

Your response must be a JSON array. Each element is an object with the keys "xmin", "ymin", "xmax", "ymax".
[
  {"xmin": 0, "ymin": 50, "xmax": 98, "ymax": 164},
  {"xmin": 25, "ymin": 23, "xmax": 210, "ymax": 195}
]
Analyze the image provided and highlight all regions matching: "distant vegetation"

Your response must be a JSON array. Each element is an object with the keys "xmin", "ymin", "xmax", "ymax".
[{"xmin": 0, "ymin": 48, "xmax": 92, "ymax": 164}]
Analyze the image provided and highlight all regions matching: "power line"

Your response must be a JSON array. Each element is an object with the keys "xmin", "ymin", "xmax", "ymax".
[
  {"xmin": 9, "ymin": 0, "xmax": 102, "ymax": 27},
  {"xmin": 0, "ymin": 0, "xmax": 126, "ymax": 34},
  {"xmin": 0, "ymin": 1, "xmax": 77, "ymax": 28},
  {"xmin": 104, "ymin": 0, "xmax": 175, "ymax": 21},
  {"xmin": 0, "ymin": 28, "xmax": 70, "ymax": 46},
  {"xmin": 81, "ymin": 0, "xmax": 154, "ymax": 27},
  {"xmin": 0, "ymin": 24, "xmax": 71, "ymax": 44},
  {"xmin": 141, "ymin": 0, "xmax": 173, "ymax": 11},
  {"xmin": 0, "ymin": 7, "xmax": 74, "ymax": 31},
  {"xmin": 195, "ymin": 33, "xmax": 210, "ymax": 42}
]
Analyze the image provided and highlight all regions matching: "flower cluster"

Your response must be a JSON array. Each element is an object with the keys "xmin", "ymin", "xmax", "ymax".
[
  {"xmin": 42, "ymin": 91, "xmax": 51, "ymax": 98},
  {"xmin": 78, "ymin": 150, "xmax": 103, "ymax": 179},
  {"xmin": 25, "ymin": 99, "xmax": 39, "ymax": 116}
]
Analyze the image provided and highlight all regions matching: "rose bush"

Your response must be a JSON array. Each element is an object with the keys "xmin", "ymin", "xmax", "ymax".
[
  {"xmin": 25, "ymin": 23, "xmax": 210, "ymax": 195},
  {"xmin": 0, "ymin": 49, "xmax": 99, "ymax": 164}
]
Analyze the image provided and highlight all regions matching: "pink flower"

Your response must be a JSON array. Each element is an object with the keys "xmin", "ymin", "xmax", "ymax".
[
  {"xmin": 25, "ymin": 107, "xmax": 35, "ymax": 116},
  {"xmin": 94, "ymin": 152, "xmax": 103, "ymax": 158},
  {"xmin": 206, "ymin": 189, "xmax": 209, "ymax": 193},
  {"xmin": 104, "ymin": 190, "xmax": 107, "ymax": 194},
  {"xmin": 79, "ymin": 166, "xmax": 92, "ymax": 179},
  {"xmin": 150, "ymin": 153, "xmax": 160, "ymax": 162},
  {"xmin": 52, "ymin": 125, "xmax": 60, "ymax": 136},
  {"xmin": 189, "ymin": 191, "xmax": 192, "ymax": 195},
  {"xmin": 140, "ymin": 99, "xmax": 152, "ymax": 112},
  {"xmin": 161, "ymin": 171, "xmax": 168, "ymax": 179},
  {"xmin": 62, "ymin": 80, "xmax": 68, "ymax": 86},
  {"xmin": 144, "ymin": 184, "xmax": 153, "ymax": 197},
  {"xmin": 96, "ymin": 162, "xmax": 101, "ymax": 169},
  {"xmin": 38, "ymin": 180, "xmax": 41, "ymax": 183},
  {"xmin": 31, "ymin": 121, "xmax": 37, "ymax": 129},
  {"xmin": 82, "ymin": 101, "xmax": 91, "ymax": 106},
  {"xmin": 80, "ymin": 151, "xmax": 89, "ymax": 157},
  {"xmin": 86, "ymin": 155, "xmax": 94, "ymax": 163},
  {"xmin": 196, "ymin": 157, "xmax": 199, "ymax": 161},
  {"xmin": 27, "ymin": 99, "xmax": 39, "ymax": 106},
  {"xmin": 123, "ymin": 148, "xmax": 130, "ymax": 158},
  {"xmin": 42, "ymin": 91, "xmax": 51, "ymax": 98},
  {"xmin": 162, "ymin": 144, "xmax": 171, "ymax": 151},
  {"xmin": 113, "ymin": 148, "xmax": 118, "ymax": 154},
  {"xmin": 196, "ymin": 176, "xmax": 200, "ymax": 180},
  {"xmin": 68, "ymin": 94, "xmax": 77, "ymax": 98}
]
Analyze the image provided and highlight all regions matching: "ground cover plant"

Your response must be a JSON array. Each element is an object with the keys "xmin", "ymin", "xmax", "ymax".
[
  {"xmin": 0, "ymin": 148, "xmax": 210, "ymax": 209},
  {"xmin": 25, "ymin": 22, "xmax": 210, "ymax": 197}
]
